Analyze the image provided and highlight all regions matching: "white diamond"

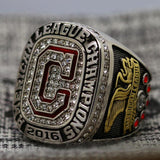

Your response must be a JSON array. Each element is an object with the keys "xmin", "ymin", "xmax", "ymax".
[
  {"xmin": 98, "ymin": 94, "xmax": 103, "ymax": 102},
  {"xmin": 50, "ymin": 74, "xmax": 56, "ymax": 79},
  {"xmin": 65, "ymin": 82, "xmax": 70, "ymax": 88},
  {"xmin": 70, "ymin": 43, "xmax": 75, "ymax": 47},
  {"xmin": 36, "ymin": 100, "xmax": 40, "ymax": 107},
  {"xmin": 40, "ymin": 119, "xmax": 45, "ymax": 124},
  {"xmin": 59, "ymin": 55, "xmax": 64, "ymax": 61},
  {"xmin": 53, "ymin": 102, "xmax": 59, "ymax": 108},
  {"xmin": 41, "ymin": 42, "xmax": 46, "ymax": 49},
  {"xmin": 59, "ymin": 96, "xmax": 65, "ymax": 103},
  {"xmin": 72, "ymin": 99, "xmax": 76, "ymax": 105},
  {"xmin": 75, "ymin": 85, "xmax": 79, "ymax": 90},
  {"xmin": 49, "ymin": 79, "xmax": 54, "ymax": 84},
  {"xmin": 47, "ymin": 120, "xmax": 51, "ymax": 125},
  {"xmin": 38, "ymin": 70, "xmax": 43, "ymax": 76},
  {"xmin": 52, "ymin": 67, "xmax": 57, "ymax": 72},
  {"xmin": 78, "ymin": 61, "xmax": 83, "ymax": 67},
  {"xmin": 65, "ymin": 66, "xmax": 70, "ymax": 73},
  {"xmin": 58, "ymin": 40, "xmax": 64, "ymax": 45},
  {"xmin": 62, "ymin": 61, "xmax": 67, "ymax": 67},
  {"xmin": 28, "ymin": 70, "xmax": 34, "ymax": 76},
  {"xmin": 57, "ymin": 75, "xmax": 61, "ymax": 80},
  {"xmin": 35, "ymin": 118, "xmax": 40, "ymax": 122},
  {"xmin": 31, "ymin": 116, "xmax": 35, "ymax": 120},
  {"xmin": 57, "ymin": 118, "xmax": 63, "ymax": 124},
  {"xmin": 23, "ymin": 101, "xmax": 28, "ymax": 107},
  {"xmin": 100, "ymin": 85, "xmax": 105, "ymax": 91},
  {"xmin": 50, "ymin": 53, "xmax": 57, "ymax": 60},
  {"xmin": 54, "ymin": 81, "xmax": 59, "ymax": 87},
  {"xmin": 53, "ymin": 39, "xmax": 58, "ymax": 44},
  {"xmin": 42, "ymin": 104, "xmax": 47, "ymax": 110},
  {"xmin": 65, "ymin": 41, "xmax": 69, "ymax": 46},
  {"xmin": 104, "ymin": 45, "xmax": 108, "ymax": 51},
  {"xmin": 26, "ymin": 109, "xmax": 31, "ymax": 115},
  {"xmin": 34, "ymin": 86, "xmax": 40, "ymax": 92},
  {"xmin": 77, "ymin": 68, "xmax": 82, "ymax": 74},
  {"xmin": 47, "ymin": 39, "xmax": 52, "ymax": 44},
  {"xmin": 70, "ymin": 84, "xmax": 75, "ymax": 90},
  {"xmin": 69, "ymin": 106, "xmax": 74, "ymax": 111},
  {"xmin": 46, "ymin": 92, "xmax": 52, "ymax": 98},
  {"xmin": 47, "ymin": 86, "xmax": 52, "ymax": 91},
  {"xmin": 72, "ymin": 92, "xmax": 78, "ymax": 98},
  {"xmin": 66, "ymin": 57, "xmax": 72, "ymax": 63},
  {"xmin": 23, "ymin": 92, "xmax": 28, "ymax": 98},
  {"xmin": 48, "ymin": 105, "xmax": 52, "ymax": 112},
  {"xmin": 103, "ymin": 69, "xmax": 108, "ymax": 75},
  {"xmin": 59, "ymin": 80, "xmax": 64, "ymax": 87},
  {"xmin": 65, "ymin": 113, "xmax": 70, "ymax": 120},
  {"xmin": 35, "ymin": 48, "xmax": 40, "ymax": 54}
]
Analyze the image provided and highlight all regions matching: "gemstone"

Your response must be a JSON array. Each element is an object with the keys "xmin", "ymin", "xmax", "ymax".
[
  {"xmin": 88, "ymin": 126, "xmax": 94, "ymax": 132},
  {"xmin": 143, "ymin": 73, "xmax": 149, "ymax": 84},
  {"xmin": 41, "ymin": 43, "xmax": 46, "ymax": 49},
  {"xmin": 141, "ymin": 112, "xmax": 145, "ymax": 120},
  {"xmin": 53, "ymin": 39, "xmax": 58, "ymax": 44},
  {"xmin": 70, "ymin": 43, "xmax": 75, "ymax": 47},
  {"xmin": 47, "ymin": 120, "xmax": 51, "ymax": 125},
  {"xmin": 137, "ymin": 92, "xmax": 146, "ymax": 111},
  {"xmin": 62, "ymin": 61, "xmax": 67, "ymax": 67},
  {"xmin": 75, "ymin": 85, "xmax": 79, "ymax": 90},
  {"xmin": 104, "ymin": 45, "xmax": 108, "ymax": 51},
  {"xmin": 58, "ymin": 40, "xmax": 64, "ymax": 45},
  {"xmin": 42, "ymin": 104, "xmax": 47, "ymax": 110},
  {"xmin": 100, "ymin": 85, "xmax": 105, "ymax": 92},
  {"xmin": 72, "ymin": 99, "xmax": 76, "ymax": 105},
  {"xmin": 103, "ymin": 69, "xmax": 108, "ymax": 75},
  {"xmin": 134, "ymin": 118, "xmax": 139, "ymax": 128},
  {"xmin": 52, "ymin": 67, "xmax": 57, "ymax": 72},
  {"xmin": 147, "ymin": 85, "xmax": 151, "ymax": 93},
  {"xmin": 66, "ymin": 57, "xmax": 72, "ymax": 63},
  {"xmin": 47, "ymin": 39, "xmax": 51, "ymax": 44},
  {"xmin": 70, "ymin": 84, "xmax": 75, "ymax": 90},
  {"xmin": 53, "ymin": 102, "xmax": 59, "ymax": 108},
  {"xmin": 65, "ymin": 82, "xmax": 70, "ymax": 88},
  {"xmin": 59, "ymin": 55, "xmax": 64, "ymax": 61},
  {"xmin": 65, "ymin": 113, "xmax": 70, "ymax": 120},
  {"xmin": 146, "ymin": 99, "xmax": 149, "ymax": 106},
  {"xmin": 78, "ymin": 138, "xmax": 84, "ymax": 143},
  {"xmin": 35, "ymin": 48, "xmax": 40, "ymax": 54},
  {"xmin": 65, "ymin": 41, "xmax": 69, "ymax": 46},
  {"xmin": 50, "ymin": 53, "xmax": 57, "ymax": 60},
  {"xmin": 98, "ymin": 94, "xmax": 103, "ymax": 102},
  {"xmin": 56, "ymin": 75, "xmax": 60, "ymax": 80},
  {"xmin": 65, "ymin": 66, "xmax": 70, "ymax": 73},
  {"xmin": 83, "ymin": 133, "xmax": 89, "ymax": 138}
]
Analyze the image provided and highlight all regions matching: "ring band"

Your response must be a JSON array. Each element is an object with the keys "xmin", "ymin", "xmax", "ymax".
[{"xmin": 13, "ymin": 21, "xmax": 152, "ymax": 144}]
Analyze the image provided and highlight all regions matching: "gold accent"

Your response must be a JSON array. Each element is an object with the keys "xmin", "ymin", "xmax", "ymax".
[{"xmin": 104, "ymin": 57, "xmax": 140, "ymax": 134}]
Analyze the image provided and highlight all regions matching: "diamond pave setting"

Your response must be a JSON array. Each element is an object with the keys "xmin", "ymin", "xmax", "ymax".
[{"xmin": 22, "ymin": 37, "xmax": 83, "ymax": 127}]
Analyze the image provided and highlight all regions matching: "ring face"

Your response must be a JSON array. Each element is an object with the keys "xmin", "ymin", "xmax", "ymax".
[
  {"xmin": 13, "ymin": 22, "xmax": 110, "ymax": 144},
  {"xmin": 14, "ymin": 21, "xmax": 151, "ymax": 144}
]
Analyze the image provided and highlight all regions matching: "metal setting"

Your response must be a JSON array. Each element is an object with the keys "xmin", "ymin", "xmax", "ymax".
[{"xmin": 13, "ymin": 21, "xmax": 152, "ymax": 144}]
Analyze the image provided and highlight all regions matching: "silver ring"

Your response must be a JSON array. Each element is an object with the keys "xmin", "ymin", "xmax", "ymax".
[{"xmin": 13, "ymin": 21, "xmax": 152, "ymax": 144}]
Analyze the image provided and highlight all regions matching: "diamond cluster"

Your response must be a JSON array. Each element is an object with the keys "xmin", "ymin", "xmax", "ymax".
[{"xmin": 21, "ymin": 37, "xmax": 83, "ymax": 127}]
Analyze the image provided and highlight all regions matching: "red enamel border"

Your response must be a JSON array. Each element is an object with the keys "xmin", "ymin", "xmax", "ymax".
[{"xmin": 28, "ymin": 45, "xmax": 78, "ymax": 118}]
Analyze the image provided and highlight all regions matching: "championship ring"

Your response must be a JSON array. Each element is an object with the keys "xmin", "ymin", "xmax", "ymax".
[{"xmin": 13, "ymin": 21, "xmax": 152, "ymax": 144}]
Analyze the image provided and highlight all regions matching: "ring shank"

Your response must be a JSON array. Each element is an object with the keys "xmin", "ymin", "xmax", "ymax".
[{"xmin": 93, "ymin": 43, "xmax": 151, "ymax": 140}]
